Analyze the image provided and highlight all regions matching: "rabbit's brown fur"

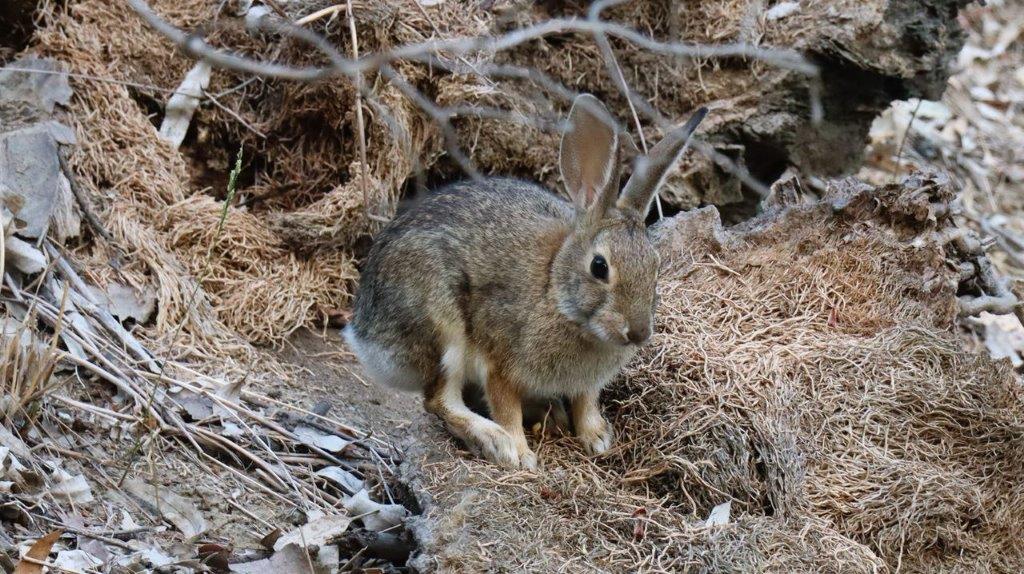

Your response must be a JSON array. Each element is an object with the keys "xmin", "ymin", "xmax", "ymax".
[{"xmin": 346, "ymin": 95, "xmax": 706, "ymax": 468}]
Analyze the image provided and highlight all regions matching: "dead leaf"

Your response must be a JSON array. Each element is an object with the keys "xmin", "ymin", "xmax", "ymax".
[
  {"xmin": 77, "ymin": 538, "xmax": 111, "ymax": 565},
  {"xmin": 231, "ymin": 543, "xmax": 321, "ymax": 574},
  {"xmin": 294, "ymin": 426, "xmax": 349, "ymax": 453},
  {"xmin": 0, "ymin": 126, "xmax": 79, "ymax": 240},
  {"xmin": 0, "ymin": 424, "xmax": 32, "ymax": 459},
  {"xmin": 119, "ymin": 509, "xmax": 142, "ymax": 531},
  {"xmin": 632, "ymin": 507, "xmax": 647, "ymax": 541},
  {"xmin": 124, "ymin": 478, "xmax": 207, "ymax": 538},
  {"xmin": 88, "ymin": 282, "xmax": 156, "ymax": 324},
  {"xmin": 221, "ymin": 421, "xmax": 245, "ymax": 437},
  {"xmin": 216, "ymin": 378, "xmax": 245, "ymax": 405},
  {"xmin": 158, "ymin": 61, "xmax": 211, "ymax": 149},
  {"xmin": 0, "ymin": 58, "xmax": 72, "ymax": 113},
  {"xmin": 198, "ymin": 543, "xmax": 232, "ymax": 572},
  {"xmin": 48, "ymin": 468, "xmax": 93, "ymax": 503},
  {"xmin": 273, "ymin": 514, "xmax": 351, "ymax": 551},
  {"xmin": 243, "ymin": 5, "xmax": 274, "ymax": 30},
  {"xmin": 342, "ymin": 489, "xmax": 408, "ymax": 532},
  {"xmin": 705, "ymin": 500, "xmax": 731, "ymax": 527},
  {"xmin": 258, "ymin": 528, "xmax": 281, "ymax": 551},
  {"xmin": 3, "ymin": 236, "xmax": 46, "ymax": 274},
  {"xmin": 0, "ymin": 446, "xmax": 31, "ymax": 489},
  {"xmin": 315, "ymin": 466, "xmax": 363, "ymax": 493},
  {"xmin": 174, "ymin": 390, "xmax": 214, "ymax": 421},
  {"xmin": 139, "ymin": 546, "xmax": 175, "ymax": 568},
  {"xmin": 316, "ymin": 545, "xmax": 339, "ymax": 571},
  {"xmin": 212, "ymin": 378, "xmax": 247, "ymax": 419},
  {"xmin": 972, "ymin": 312, "xmax": 1024, "ymax": 367},
  {"xmin": 765, "ymin": 1, "xmax": 800, "ymax": 20},
  {"xmin": 53, "ymin": 550, "xmax": 103, "ymax": 571},
  {"xmin": 14, "ymin": 530, "xmax": 61, "ymax": 574}
]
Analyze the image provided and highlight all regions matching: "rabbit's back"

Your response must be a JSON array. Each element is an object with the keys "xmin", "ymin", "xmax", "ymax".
[{"xmin": 346, "ymin": 178, "xmax": 572, "ymax": 391}]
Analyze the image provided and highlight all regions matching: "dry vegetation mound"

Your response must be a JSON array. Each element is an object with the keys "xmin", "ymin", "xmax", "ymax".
[{"xmin": 412, "ymin": 175, "xmax": 1024, "ymax": 573}]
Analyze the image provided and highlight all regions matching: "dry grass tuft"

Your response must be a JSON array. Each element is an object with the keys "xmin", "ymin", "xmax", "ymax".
[
  {"xmin": 0, "ymin": 317, "xmax": 60, "ymax": 421},
  {"xmin": 31, "ymin": 1, "xmax": 360, "ymax": 351}
]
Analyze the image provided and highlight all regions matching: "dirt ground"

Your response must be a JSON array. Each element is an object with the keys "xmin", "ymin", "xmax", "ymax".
[{"xmin": 269, "ymin": 330, "xmax": 425, "ymax": 449}]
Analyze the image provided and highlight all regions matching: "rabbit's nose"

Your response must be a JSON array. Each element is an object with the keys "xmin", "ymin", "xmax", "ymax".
[{"xmin": 626, "ymin": 326, "xmax": 650, "ymax": 345}]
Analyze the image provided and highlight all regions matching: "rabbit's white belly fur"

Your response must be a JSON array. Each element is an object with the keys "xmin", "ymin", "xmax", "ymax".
[{"xmin": 443, "ymin": 340, "xmax": 490, "ymax": 387}]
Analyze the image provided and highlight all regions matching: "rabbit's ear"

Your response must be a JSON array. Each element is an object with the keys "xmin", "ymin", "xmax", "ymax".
[
  {"xmin": 618, "ymin": 107, "xmax": 707, "ymax": 215},
  {"xmin": 560, "ymin": 94, "xmax": 619, "ymax": 214}
]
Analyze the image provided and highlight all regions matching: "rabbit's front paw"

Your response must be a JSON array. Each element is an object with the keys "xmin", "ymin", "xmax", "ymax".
[
  {"xmin": 469, "ymin": 419, "xmax": 535, "ymax": 469},
  {"xmin": 518, "ymin": 447, "xmax": 538, "ymax": 471},
  {"xmin": 577, "ymin": 418, "xmax": 613, "ymax": 455}
]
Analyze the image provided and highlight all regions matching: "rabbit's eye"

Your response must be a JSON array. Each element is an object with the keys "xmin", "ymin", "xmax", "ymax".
[{"xmin": 590, "ymin": 255, "xmax": 609, "ymax": 281}]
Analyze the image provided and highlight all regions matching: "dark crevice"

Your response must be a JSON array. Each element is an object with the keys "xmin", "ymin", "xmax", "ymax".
[
  {"xmin": 126, "ymin": 87, "xmax": 165, "ymax": 131},
  {"xmin": 718, "ymin": 135, "xmax": 790, "ymax": 225},
  {"xmin": 0, "ymin": 0, "xmax": 48, "ymax": 60}
]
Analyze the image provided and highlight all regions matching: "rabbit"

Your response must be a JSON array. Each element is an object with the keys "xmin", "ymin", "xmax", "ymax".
[{"xmin": 345, "ymin": 94, "xmax": 706, "ymax": 468}]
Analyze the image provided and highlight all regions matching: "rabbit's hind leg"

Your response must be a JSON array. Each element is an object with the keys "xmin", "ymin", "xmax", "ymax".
[
  {"xmin": 424, "ymin": 336, "xmax": 529, "ymax": 469},
  {"xmin": 485, "ymin": 370, "xmax": 538, "ymax": 470}
]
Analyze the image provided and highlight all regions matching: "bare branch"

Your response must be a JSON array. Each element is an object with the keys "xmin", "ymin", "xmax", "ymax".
[
  {"xmin": 124, "ymin": 0, "xmax": 817, "ymax": 203},
  {"xmin": 588, "ymin": 0, "xmax": 658, "ymax": 214},
  {"xmin": 127, "ymin": 0, "xmax": 347, "ymax": 81},
  {"xmin": 127, "ymin": 0, "xmax": 818, "ymax": 82},
  {"xmin": 378, "ymin": 66, "xmax": 482, "ymax": 181},
  {"xmin": 346, "ymin": 0, "xmax": 373, "ymax": 221},
  {"xmin": 376, "ymin": 19, "xmax": 819, "ymax": 76}
]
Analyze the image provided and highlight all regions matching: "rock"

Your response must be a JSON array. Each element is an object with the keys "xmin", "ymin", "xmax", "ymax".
[{"xmin": 0, "ymin": 58, "xmax": 80, "ymax": 242}]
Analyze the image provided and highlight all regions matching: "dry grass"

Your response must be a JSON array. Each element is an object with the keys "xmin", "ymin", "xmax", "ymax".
[
  {"xmin": 31, "ymin": 0, "xmax": 361, "ymax": 352},
  {"xmin": 0, "ymin": 317, "xmax": 61, "ymax": 422},
  {"xmin": 412, "ymin": 177, "xmax": 1024, "ymax": 573}
]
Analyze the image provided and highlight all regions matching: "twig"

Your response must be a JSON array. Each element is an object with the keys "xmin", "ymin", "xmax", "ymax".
[
  {"xmin": 296, "ymin": 4, "xmax": 344, "ymax": 26},
  {"xmin": 345, "ymin": 0, "xmax": 373, "ymax": 223},
  {"xmin": 34, "ymin": 519, "xmax": 134, "ymax": 551},
  {"xmin": 115, "ymin": 0, "xmax": 824, "ymax": 197},
  {"xmin": 129, "ymin": 0, "xmax": 817, "ymax": 80},
  {"xmin": 16, "ymin": 556, "xmax": 93, "ymax": 574},
  {"xmin": 588, "ymin": 0, "xmax": 658, "ymax": 216},
  {"xmin": 58, "ymin": 153, "xmax": 117, "ymax": 246},
  {"xmin": 379, "ymin": 65, "xmax": 481, "ymax": 179},
  {"xmin": 201, "ymin": 89, "xmax": 266, "ymax": 138},
  {"xmin": 46, "ymin": 245, "xmax": 158, "ymax": 372},
  {"xmin": 892, "ymin": 98, "xmax": 923, "ymax": 183},
  {"xmin": 128, "ymin": 0, "xmax": 347, "ymax": 81},
  {"xmin": 1, "ymin": 205, "xmax": 6, "ymax": 285}
]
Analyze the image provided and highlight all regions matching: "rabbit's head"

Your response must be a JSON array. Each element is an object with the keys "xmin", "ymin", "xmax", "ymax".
[{"xmin": 552, "ymin": 95, "xmax": 706, "ymax": 348}]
